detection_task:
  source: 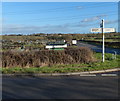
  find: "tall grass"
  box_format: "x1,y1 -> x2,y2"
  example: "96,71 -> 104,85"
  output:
1,47 -> 95,68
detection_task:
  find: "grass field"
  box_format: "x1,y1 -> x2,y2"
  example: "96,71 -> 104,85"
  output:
85,39 -> 119,42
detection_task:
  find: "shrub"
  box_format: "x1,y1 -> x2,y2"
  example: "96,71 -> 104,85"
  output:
1,47 -> 95,68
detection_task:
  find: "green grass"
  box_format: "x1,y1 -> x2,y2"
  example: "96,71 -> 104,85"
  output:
82,40 -> 120,48
1,52 -> 120,74
85,39 -> 119,42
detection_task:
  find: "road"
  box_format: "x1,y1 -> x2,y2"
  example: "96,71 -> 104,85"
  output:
2,71 -> 119,100
77,41 -> 120,54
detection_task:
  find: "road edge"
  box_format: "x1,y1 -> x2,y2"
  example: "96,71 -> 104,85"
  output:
1,68 -> 120,77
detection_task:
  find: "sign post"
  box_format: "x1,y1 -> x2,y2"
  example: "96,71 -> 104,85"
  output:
101,19 -> 105,62
91,19 -> 115,62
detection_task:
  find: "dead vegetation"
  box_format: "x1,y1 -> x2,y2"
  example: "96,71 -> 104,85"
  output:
1,47 -> 95,68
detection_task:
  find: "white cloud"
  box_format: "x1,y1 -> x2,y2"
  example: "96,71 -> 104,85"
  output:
76,6 -> 83,9
81,14 -> 107,23
2,19 -> 100,34
105,20 -> 118,24
2,0 -> 120,2
2,18 -> 117,34
2,24 -> 74,34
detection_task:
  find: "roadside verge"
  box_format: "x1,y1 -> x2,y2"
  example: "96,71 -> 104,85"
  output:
1,68 -> 120,77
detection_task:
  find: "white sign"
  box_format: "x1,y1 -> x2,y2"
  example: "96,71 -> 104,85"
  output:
91,28 -> 101,32
91,28 -> 115,32
104,28 -> 115,32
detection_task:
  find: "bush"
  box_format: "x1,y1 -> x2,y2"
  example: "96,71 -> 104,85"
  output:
1,47 -> 95,68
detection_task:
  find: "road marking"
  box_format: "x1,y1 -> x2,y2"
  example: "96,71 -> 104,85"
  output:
101,74 -> 117,76
89,70 -> 105,74
104,68 -> 120,72
80,74 -> 96,76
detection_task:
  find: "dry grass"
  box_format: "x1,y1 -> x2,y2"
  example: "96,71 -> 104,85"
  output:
1,47 -> 95,68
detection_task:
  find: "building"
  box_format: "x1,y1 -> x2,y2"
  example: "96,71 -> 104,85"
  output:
72,39 -> 77,45
45,41 -> 67,50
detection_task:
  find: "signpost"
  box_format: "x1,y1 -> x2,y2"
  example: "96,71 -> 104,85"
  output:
91,28 -> 115,33
101,19 -> 105,62
91,19 -> 115,62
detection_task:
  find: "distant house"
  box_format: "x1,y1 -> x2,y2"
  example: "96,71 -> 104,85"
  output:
45,41 -> 67,50
72,39 -> 77,45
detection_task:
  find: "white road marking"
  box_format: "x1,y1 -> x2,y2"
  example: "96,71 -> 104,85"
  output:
101,74 -> 117,76
80,74 -> 96,76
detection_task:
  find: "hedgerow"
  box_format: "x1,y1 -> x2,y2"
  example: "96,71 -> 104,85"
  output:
1,47 -> 95,68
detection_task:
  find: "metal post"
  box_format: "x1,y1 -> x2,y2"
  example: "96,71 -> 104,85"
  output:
114,51 -> 117,59
102,19 -> 105,62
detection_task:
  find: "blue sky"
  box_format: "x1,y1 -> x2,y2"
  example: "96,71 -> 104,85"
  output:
1,2 -> 118,34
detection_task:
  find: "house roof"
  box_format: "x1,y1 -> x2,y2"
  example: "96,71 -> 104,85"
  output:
46,41 -> 66,45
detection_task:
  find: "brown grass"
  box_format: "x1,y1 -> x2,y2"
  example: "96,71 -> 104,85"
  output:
1,47 -> 95,68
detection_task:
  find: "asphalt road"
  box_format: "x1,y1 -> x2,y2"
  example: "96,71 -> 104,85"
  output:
77,41 -> 120,54
2,71 -> 119,100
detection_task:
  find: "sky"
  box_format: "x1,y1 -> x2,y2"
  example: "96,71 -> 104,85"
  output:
1,2 -> 119,35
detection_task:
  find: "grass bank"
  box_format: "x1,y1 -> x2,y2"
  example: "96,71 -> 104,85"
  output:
1,52 -> 119,74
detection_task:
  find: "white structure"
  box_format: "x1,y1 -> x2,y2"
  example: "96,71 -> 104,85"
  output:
46,44 -> 67,49
91,28 -> 115,32
45,41 -> 67,50
91,19 -> 115,62
72,39 -> 77,45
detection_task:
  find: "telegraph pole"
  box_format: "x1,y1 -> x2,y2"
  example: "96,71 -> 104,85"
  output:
101,19 -> 105,62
